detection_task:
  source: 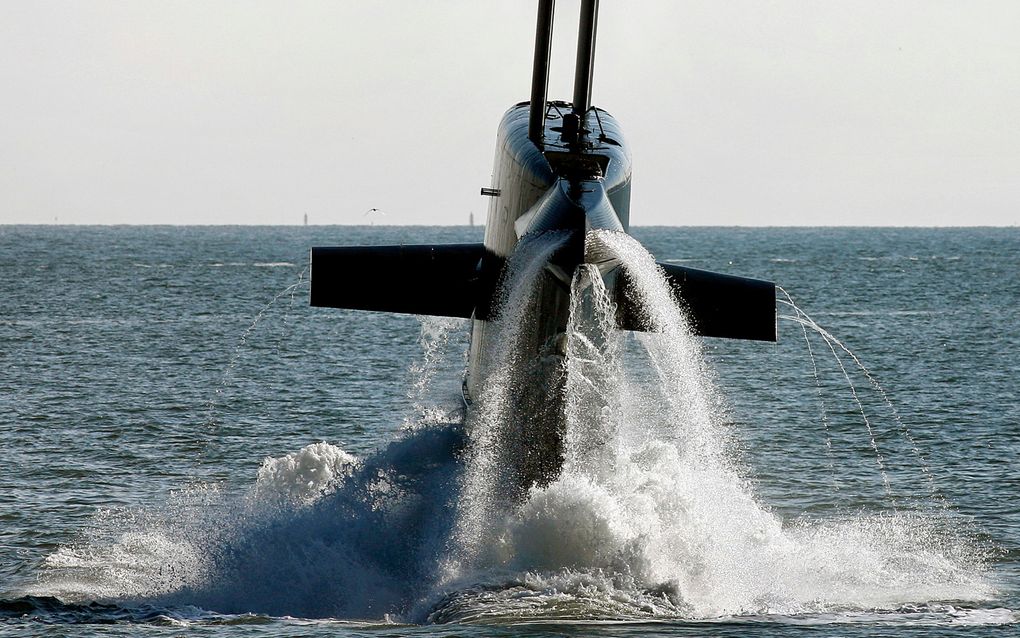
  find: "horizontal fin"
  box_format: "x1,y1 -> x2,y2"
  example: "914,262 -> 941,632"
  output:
310,244 -> 497,319
619,263 -> 776,341
312,245 -> 776,341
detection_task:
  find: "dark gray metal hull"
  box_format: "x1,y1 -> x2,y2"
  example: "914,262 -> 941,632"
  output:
308,2 -> 775,493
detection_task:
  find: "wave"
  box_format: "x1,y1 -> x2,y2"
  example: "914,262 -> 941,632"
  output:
14,427 -> 1001,625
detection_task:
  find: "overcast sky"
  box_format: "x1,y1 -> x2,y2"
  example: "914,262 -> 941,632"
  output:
2,1 -> 1017,226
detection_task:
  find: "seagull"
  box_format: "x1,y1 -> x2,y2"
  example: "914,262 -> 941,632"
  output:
362,207 -> 388,226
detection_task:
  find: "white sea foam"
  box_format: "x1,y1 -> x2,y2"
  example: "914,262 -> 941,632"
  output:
448,231 -> 571,571
25,229 -> 1004,625
251,441 -> 359,506
433,229 -> 997,621
26,434 -> 463,619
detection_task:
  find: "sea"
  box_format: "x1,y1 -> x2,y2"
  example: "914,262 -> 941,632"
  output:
1,225 -> 1017,637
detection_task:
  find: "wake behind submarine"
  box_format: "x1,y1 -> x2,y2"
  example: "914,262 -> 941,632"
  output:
310,0 -> 776,492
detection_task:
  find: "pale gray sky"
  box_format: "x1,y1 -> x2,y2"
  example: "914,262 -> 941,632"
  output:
1,1 -> 1017,226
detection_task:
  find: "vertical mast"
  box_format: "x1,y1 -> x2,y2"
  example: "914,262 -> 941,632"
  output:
528,0 -> 556,146
571,0 -> 599,118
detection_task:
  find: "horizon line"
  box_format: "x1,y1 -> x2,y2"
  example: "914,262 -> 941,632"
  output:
2,223 -> 1017,229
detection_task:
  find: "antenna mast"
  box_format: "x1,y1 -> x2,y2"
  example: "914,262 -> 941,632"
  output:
528,0 -> 556,146
571,0 -> 599,117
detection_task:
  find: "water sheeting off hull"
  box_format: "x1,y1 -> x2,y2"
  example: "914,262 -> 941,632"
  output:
437,230 -> 995,622
12,230 -> 1003,628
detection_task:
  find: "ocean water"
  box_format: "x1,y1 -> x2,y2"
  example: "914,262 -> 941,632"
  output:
1,225 -> 1017,636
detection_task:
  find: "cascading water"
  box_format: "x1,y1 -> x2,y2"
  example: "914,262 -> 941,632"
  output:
777,289 -> 941,505
561,261 -> 622,479
431,229 -> 994,622
19,229 -> 998,626
446,231 -> 572,576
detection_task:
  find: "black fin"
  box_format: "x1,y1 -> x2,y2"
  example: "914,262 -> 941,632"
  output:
618,263 -> 776,341
310,244 -> 501,319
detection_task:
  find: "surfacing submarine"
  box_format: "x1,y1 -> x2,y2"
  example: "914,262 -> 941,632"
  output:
310,0 -> 776,493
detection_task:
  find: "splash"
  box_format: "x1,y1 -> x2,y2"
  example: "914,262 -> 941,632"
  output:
204,267 -> 309,431
777,289 -> 940,504
403,315 -> 469,430
433,230 -> 995,621
25,430 -> 464,619
21,230 -> 999,625
447,231 -> 571,572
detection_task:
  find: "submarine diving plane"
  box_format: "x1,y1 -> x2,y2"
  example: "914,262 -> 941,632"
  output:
310,0 -> 776,491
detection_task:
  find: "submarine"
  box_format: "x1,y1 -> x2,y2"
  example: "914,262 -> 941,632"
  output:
310,0 -> 776,492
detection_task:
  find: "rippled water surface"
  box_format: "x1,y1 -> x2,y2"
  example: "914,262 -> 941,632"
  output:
1,225 -> 1017,636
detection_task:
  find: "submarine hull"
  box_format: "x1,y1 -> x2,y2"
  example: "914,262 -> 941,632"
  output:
309,3 -> 774,495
